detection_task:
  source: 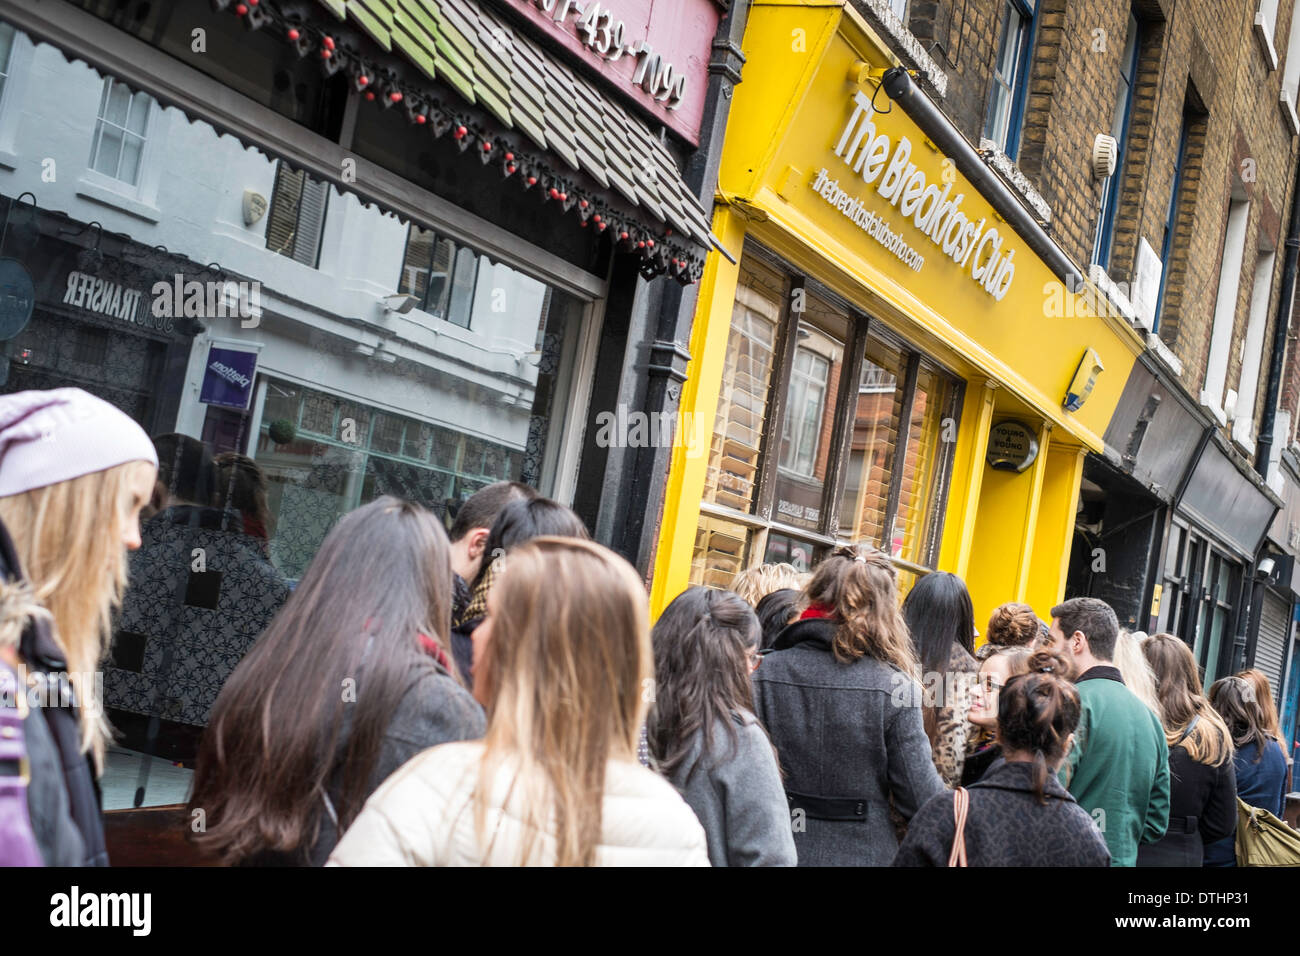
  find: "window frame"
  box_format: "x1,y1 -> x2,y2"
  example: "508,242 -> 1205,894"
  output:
983,0 -> 1038,161
695,241 -> 963,581
264,161 -> 330,268
1091,11 -> 1142,271
396,224 -> 483,329
87,75 -> 154,188
1154,107 -> 1191,328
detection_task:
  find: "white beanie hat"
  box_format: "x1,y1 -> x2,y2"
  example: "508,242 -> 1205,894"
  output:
0,387 -> 158,497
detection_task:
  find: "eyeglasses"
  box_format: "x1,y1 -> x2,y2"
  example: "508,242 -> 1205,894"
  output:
979,675 -> 1006,694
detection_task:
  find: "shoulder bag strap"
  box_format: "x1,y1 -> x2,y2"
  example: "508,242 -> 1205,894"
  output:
948,786 -> 969,868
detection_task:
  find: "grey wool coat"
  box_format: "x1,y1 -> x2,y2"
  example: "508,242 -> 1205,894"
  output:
664,710 -> 796,867
752,618 -> 945,866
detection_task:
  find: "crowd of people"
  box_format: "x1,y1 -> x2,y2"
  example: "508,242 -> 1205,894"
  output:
0,386 -> 1295,867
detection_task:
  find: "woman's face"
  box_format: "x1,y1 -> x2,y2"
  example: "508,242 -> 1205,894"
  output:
969,655 -> 1011,730
121,462 -> 157,552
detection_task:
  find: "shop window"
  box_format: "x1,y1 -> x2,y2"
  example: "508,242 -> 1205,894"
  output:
692,515 -> 755,590
691,249 -> 961,590
984,0 -> 1037,160
839,332 -> 958,565
397,225 -> 478,328
0,37 -> 595,804
88,77 -> 153,187
773,294 -> 848,533
702,257 -> 783,515
265,161 -> 329,267
1091,11 -> 1141,270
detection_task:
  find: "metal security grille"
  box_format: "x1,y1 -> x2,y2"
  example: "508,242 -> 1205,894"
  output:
1256,591 -> 1291,706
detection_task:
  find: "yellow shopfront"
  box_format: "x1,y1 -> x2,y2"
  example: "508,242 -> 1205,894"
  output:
651,0 -> 1146,629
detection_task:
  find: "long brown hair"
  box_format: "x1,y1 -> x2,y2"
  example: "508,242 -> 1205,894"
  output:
0,460 -> 153,768
997,649 -> 1080,804
802,544 -> 920,678
1143,633 -> 1232,767
473,537 -> 649,866
188,496 -> 459,864
1237,669 -> 1289,764
1210,674 -> 1280,764
648,587 -> 760,780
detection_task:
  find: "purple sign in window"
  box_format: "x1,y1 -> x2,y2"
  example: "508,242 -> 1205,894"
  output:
199,346 -> 257,410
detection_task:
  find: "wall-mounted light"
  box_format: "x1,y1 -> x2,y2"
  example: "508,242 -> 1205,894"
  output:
381,293 -> 419,315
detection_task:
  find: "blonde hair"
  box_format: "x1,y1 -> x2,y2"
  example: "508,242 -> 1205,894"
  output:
803,544 -> 920,679
730,562 -> 810,606
0,460 -> 151,767
1143,633 -> 1233,767
474,536 -> 650,866
1113,629 -> 1162,719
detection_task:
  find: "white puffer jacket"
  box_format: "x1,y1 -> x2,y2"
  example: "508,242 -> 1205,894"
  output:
327,741 -> 710,867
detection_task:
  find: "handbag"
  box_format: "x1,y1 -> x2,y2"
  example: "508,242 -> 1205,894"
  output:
948,786 -> 969,867
0,660 -> 44,866
1235,797 -> 1300,866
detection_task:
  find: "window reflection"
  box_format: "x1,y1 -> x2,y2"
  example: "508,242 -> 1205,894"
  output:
0,29 -> 588,805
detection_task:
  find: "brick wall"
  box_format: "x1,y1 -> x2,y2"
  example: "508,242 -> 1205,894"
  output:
885,0 -> 1300,455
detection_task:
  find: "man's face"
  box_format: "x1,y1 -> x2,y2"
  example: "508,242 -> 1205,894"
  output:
1043,618 -> 1070,655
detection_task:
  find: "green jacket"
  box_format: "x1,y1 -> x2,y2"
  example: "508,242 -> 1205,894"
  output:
1061,666 -> 1170,867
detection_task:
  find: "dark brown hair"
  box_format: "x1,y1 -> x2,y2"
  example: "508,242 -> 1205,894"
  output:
648,587 -> 761,782
997,649 -> 1081,804
987,602 -> 1041,648
472,496 -> 589,592
448,480 -> 536,542
1209,675 -> 1276,764
188,496 -> 458,864
1050,597 -> 1119,660
802,544 -> 919,677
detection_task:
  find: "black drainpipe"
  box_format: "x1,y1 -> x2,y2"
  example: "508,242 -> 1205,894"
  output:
1257,155 -> 1300,479
881,67 -> 1085,290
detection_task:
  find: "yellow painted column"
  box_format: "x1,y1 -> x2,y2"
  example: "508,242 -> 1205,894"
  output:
1024,440 -> 1087,618
1012,422 -> 1053,599
941,380 -> 998,580
649,205 -> 747,618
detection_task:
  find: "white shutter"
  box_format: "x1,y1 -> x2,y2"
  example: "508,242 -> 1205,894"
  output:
293,176 -> 329,267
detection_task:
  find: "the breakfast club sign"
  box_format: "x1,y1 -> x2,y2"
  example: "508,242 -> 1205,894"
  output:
825,90 -> 1020,301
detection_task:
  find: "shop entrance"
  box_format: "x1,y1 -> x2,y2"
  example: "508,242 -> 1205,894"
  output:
1159,520 -> 1239,687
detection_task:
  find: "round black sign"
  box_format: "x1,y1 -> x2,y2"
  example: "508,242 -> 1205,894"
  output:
0,257 -> 35,341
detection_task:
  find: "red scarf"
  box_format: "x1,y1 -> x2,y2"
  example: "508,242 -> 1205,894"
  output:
417,632 -> 452,673
799,602 -> 836,621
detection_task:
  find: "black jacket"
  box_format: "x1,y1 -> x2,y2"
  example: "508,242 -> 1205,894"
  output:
893,758 -> 1111,867
0,518 -> 107,866
1136,744 -> 1237,867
